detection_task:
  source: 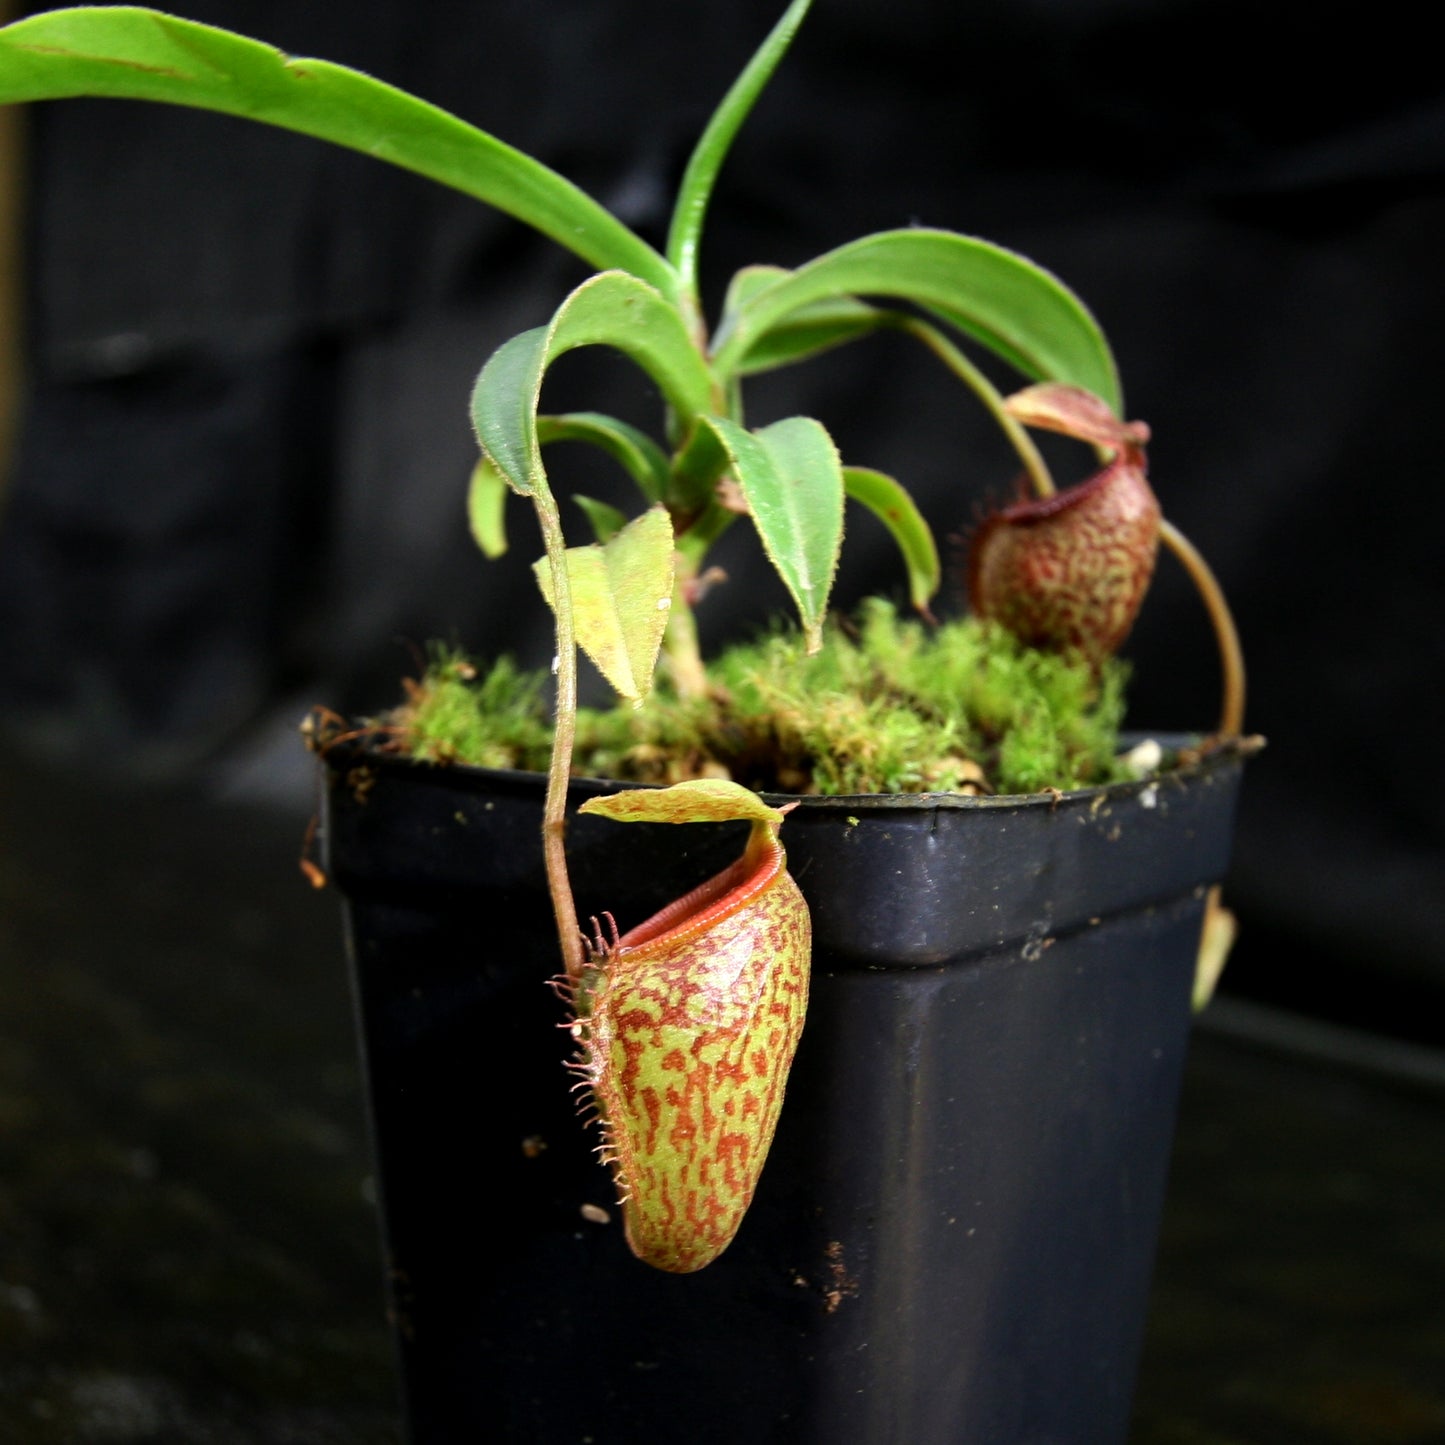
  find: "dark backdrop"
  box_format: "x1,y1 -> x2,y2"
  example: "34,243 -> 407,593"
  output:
1,0 -> 1441,1041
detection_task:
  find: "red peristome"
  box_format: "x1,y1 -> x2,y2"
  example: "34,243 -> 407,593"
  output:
615,828 -> 783,953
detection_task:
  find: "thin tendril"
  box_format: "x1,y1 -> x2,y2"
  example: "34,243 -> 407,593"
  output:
1160,519 -> 1246,736
887,314 -> 1056,497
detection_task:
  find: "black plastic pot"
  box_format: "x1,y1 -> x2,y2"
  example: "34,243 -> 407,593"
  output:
319,738 -> 1247,1445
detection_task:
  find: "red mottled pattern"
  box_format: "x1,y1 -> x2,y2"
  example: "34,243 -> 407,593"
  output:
582,844 -> 811,1273
967,457 -> 1161,660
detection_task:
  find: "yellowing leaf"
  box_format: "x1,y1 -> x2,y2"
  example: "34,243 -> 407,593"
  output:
534,507 -> 674,702
579,777 -> 786,829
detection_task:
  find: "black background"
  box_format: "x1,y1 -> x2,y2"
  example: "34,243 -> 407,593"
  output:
2,0 -> 1441,1042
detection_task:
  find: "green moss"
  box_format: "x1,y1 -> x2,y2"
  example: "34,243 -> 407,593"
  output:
393,603 -> 1134,796
399,646 -> 553,770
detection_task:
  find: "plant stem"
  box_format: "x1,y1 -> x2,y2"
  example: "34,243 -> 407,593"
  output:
1159,519 -> 1246,736
662,580 -> 709,700
889,315 -> 1056,498
531,488 -> 585,980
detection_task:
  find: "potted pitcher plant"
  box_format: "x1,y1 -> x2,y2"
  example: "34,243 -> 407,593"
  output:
0,4 -> 1254,1441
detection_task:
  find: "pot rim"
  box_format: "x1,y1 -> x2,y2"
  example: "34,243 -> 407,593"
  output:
311,715 -> 1260,816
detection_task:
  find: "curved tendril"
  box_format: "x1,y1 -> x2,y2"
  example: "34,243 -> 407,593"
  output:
885,313 -> 1056,498
1159,519 -> 1246,736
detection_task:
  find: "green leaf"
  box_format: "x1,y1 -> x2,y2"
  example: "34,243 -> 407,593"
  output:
843,466 -> 940,613
467,454 -> 511,559
663,411 -> 741,567
720,265 -> 884,376
572,494 -> 629,545
701,415 -> 844,652
711,229 -> 1121,411
471,271 -> 716,500
537,413 -> 671,503
579,777 -> 786,829
0,6 -> 674,291
665,0 -> 813,297
733,298 -> 885,376
533,506 -> 675,702
719,263 -> 790,318
668,413 -> 736,519
472,329 -> 551,498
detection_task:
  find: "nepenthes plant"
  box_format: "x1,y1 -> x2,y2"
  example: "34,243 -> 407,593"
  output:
0,0 -> 1244,1271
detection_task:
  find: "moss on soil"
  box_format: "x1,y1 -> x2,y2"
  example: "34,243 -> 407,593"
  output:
393,600 -> 1134,797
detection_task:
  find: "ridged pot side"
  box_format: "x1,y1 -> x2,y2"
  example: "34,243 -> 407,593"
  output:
319,741 -> 1246,1445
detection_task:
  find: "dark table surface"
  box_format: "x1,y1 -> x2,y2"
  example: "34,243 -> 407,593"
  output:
2,756 -> 1442,1445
